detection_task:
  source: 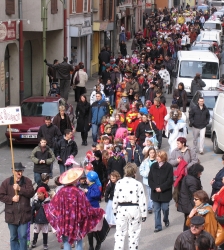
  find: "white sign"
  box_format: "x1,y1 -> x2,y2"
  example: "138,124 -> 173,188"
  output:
0,106 -> 22,125
80,26 -> 92,36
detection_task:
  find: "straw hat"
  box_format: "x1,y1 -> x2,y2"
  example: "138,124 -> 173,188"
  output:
59,167 -> 84,185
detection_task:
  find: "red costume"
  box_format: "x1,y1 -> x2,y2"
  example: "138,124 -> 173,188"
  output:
126,104 -> 139,133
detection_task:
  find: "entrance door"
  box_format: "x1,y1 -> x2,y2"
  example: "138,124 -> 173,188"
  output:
23,41 -> 32,98
4,46 -> 10,106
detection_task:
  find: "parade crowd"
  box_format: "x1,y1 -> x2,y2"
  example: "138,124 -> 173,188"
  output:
1,5 -> 224,250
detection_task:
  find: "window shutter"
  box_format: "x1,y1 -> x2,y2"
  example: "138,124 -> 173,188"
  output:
51,0 -> 58,14
109,0 -> 113,20
5,0 -> 15,15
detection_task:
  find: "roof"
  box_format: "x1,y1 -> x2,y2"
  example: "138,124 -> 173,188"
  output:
177,51 -> 219,62
22,96 -> 60,103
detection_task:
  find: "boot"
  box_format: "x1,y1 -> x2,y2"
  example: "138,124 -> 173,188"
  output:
95,243 -> 101,250
88,233 -> 94,250
32,233 -> 38,248
82,141 -> 85,145
84,140 -> 88,146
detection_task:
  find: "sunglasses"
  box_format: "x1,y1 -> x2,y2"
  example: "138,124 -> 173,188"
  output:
193,198 -> 199,201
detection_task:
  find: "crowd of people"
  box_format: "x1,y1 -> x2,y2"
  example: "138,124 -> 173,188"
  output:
1,5 -> 224,250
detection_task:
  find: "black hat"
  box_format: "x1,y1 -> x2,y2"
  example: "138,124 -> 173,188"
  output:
190,216 -> 205,225
12,162 -> 25,171
94,150 -> 102,159
92,143 -> 97,147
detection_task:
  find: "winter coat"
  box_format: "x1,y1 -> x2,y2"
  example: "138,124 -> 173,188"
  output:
86,183 -> 101,208
52,113 -> 73,135
91,160 -> 107,185
98,50 -> 110,64
104,83 -> 114,96
145,87 -> 156,103
139,158 -> 157,186
89,99 -> 109,125
211,167 -> 224,197
105,182 -> 116,202
107,156 -> 126,178
125,80 -> 139,94
138,80 -> 149,97
54,138 -> 78,164
173,89 -> 188,112
189,104 -> 210,129
101,70 -> 111,84
169,147 -> 198,170
0,176 -> 35,225
37,123 -> 62,148
126,142 -> 144,167
174,229 -> 215,250
46,61 -> 73,80
31,145 -> 55,173
74,69 -> 88,87
131,38 -> 139,50
177,175 -> 202,214
191,79 -> 206,96
31,197 -> 50,224
148,162 -> 173,202
90,90 -> 105,105
110,71 -> 121,86
149,104 -> 167,130
135,121 -> 158,148
111,124 -> 118,136
120,43 -> 127,57
76,101 -> 90,132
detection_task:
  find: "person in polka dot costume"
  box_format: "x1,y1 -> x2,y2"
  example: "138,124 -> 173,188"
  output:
112,162 -> 147,250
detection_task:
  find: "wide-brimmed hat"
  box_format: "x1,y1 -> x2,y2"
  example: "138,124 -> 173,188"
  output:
59,167 -> 84,185
122,92 -> 128,97
12,162 -> 26,171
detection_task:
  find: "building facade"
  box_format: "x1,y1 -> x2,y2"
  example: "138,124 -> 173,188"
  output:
0,0 -> 64,144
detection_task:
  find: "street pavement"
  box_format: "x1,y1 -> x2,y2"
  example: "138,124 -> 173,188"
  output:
0,39 -> 223,249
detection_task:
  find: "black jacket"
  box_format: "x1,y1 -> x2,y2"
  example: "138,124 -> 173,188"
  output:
191,79 -> 206,96
189,104 -> 210,129
98,50 -> 110,64
111,124 -> 118,136
148,162 -> 173,202
37,123 -> 62,148
101,70 -> 111,84
107,156 -> 126,178
211,167 -> 224,197
105,182 -> 116,202
145,87 -> 156,103
54,138 -> 78,164
46,61 -> 73,80
31,197 -> 50,224
135,121 -> 158,148
177,175 -> 202,214
91,160 -> 107,184
76,101 -> 90,132
173,89 -> 188,112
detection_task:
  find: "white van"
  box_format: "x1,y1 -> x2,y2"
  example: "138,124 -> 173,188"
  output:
172,51 -> 220,102
198,30 -> 221,46
204,19 -> 222,36
211,92 -> 224,153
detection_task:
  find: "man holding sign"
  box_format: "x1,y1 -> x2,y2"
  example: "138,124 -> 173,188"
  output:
0,162 -> 35,250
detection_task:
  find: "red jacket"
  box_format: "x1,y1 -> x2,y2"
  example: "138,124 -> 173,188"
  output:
213,186 -> 224,227
173,160 -> 187,188
149,104 -> 167,130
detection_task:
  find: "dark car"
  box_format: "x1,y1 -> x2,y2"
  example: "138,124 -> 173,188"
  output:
189,90 -> 220,135
5,96 -> 74,145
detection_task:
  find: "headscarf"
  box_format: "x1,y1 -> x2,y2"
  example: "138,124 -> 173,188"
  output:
37,187 -> 49,198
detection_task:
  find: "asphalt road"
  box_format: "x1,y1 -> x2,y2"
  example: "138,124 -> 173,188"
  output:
0,83 -> 223,249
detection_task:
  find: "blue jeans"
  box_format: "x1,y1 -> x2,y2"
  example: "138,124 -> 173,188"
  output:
153,201 -> 170,230
8,223 -> 28,250
140,96 -> 145,105
109,95 -> 114,107
59,164 -> 73,174
92,124 -> 99,143
146,185 -> 153,210
34,172 -> 41,185
62,236 -> 83,250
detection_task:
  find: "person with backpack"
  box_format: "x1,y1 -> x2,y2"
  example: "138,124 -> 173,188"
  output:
176,164 -> 204,231
169,137 -> 198,170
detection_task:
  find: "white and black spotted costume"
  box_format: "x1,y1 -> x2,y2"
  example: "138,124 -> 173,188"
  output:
112,177 -> 147,250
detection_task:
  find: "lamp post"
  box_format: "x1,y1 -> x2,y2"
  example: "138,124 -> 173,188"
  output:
41,0 -> 66,97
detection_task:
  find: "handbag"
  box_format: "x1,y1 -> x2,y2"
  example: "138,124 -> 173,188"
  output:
94,218 -> 110,243
74,71 -> 80,85
215,199 -> 224,225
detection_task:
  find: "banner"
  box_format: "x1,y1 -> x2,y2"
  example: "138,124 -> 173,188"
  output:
0,106 -> 22,125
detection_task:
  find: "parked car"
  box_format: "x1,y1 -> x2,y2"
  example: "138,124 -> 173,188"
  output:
5,96 -> 74,145
211,92 -> 224,153
189,90 -> 220,135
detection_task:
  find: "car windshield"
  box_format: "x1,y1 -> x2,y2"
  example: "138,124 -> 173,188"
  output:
21,102 -> 58,117
204,23 -> 221,30
190,46 -> 210,51
179,61 -> 219,79
204,96 -> 218,109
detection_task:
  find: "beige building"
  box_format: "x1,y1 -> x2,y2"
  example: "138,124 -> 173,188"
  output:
0,0 -> 65,144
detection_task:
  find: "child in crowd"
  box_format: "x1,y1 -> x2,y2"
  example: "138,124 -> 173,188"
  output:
77,176 -> 88,189
31,187 -> 50,250
96,143 -> 104,152
128,88 -> 135,104
85,171 -> 102,250
109,117 -> 118,137
104,79 -> 115,107
35,173 -> 50,193
48,83 -> 60,97
99,116 -> 108,139
118,92 -> 130,114
115,85 -> 123,108
143,129 -> 158,149
142,137 -> 154,155
90,84 -> 105,105
101,135 -> 113,150
105,171 -> 121,227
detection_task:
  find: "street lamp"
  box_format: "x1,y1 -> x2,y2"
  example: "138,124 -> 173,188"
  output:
41,0 -> 66,97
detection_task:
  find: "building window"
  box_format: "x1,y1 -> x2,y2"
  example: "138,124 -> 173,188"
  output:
72,0 -> 76,13
51,0 -> 58,14
5,0 -> 15,15
83,0 -> 88,12
109,0 -> 113,20
102,0 -> 106,20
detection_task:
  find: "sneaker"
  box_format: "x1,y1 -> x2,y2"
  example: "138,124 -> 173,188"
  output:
60,243 -> 64,249
43,245 -> 48,250
32,242 -> 36,248
148,209 -> 153,214
199,151 -> 204,155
